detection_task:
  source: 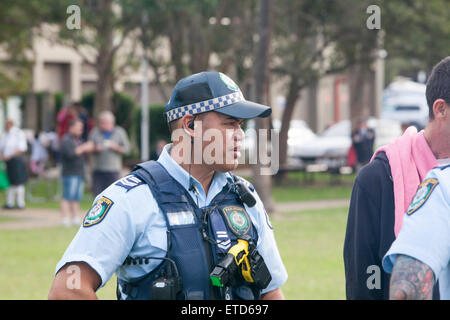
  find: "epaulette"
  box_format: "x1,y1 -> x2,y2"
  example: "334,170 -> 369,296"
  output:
114,175 -> 145,192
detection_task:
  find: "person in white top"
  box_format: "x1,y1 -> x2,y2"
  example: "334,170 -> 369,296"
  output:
0,119 -> 28,209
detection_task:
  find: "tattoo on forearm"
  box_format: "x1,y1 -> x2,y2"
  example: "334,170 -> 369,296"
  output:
389,255 -> 435,300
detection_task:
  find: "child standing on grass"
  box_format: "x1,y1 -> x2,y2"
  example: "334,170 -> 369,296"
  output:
59,119 -> 94,226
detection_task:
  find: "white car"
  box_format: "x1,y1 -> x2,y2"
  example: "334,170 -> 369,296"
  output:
242,119 -> 317,163
293,118 -> 402,169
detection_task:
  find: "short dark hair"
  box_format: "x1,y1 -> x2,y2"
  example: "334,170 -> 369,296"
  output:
426,56 -> 450,120
68,118 -> 82,129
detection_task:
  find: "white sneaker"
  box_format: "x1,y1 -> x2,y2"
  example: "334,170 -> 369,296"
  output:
71,217 -> 81,227
61,217 -> 70,227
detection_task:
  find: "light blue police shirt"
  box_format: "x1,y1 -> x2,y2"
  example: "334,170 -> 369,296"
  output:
55,144 -> 288,295
382,165 -> 450,299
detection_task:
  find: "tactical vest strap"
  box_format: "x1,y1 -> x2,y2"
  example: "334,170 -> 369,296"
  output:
131,160 -> 213,299
117,160 -> 261,300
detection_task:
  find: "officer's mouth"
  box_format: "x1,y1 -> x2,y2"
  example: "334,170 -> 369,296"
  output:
232,145 -> 241,159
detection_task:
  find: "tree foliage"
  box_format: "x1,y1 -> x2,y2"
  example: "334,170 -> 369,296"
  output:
0,0 -> 64,99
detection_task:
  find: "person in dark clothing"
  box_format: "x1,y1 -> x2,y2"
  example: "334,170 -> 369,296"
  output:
150,139 -> 167,161
344,56 -> 450,300
74,101 -> 91,142
344,151 -> 396,299
351,119 -> 375,168
59,119 -> 94,226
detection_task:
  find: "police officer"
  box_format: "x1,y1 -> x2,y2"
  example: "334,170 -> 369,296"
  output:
48,71 -> 288,300
382,164 -> 450,299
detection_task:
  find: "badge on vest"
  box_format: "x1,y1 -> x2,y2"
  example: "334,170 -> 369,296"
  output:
220,206 -> 251,236
407,178 -> 439,215
83,196 -> 114,227
167,210 -> 195,226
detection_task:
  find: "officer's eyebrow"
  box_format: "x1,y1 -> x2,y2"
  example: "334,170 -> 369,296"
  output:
224,116 -> 244,124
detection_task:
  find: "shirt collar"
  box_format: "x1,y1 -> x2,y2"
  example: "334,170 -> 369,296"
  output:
157,143 -> 233,204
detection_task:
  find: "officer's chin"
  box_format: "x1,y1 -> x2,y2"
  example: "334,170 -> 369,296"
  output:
214,160 -> 239,173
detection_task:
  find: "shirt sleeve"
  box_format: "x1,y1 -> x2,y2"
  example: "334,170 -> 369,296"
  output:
246,187 -> 288,294
55,187 -> 136,288
0,136 -> 5,154
117,127 -> 130,154
17,130 -> 27,152
88,128 -> 100,144
382,173 -> 450,281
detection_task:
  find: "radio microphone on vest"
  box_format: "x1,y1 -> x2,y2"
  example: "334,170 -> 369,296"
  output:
232,176 -> 257,207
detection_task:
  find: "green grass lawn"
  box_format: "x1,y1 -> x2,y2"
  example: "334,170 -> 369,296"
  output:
257,171 -> 354,202
0,225 -> 117,300
274,208 -> 347,299
272,185 -> 352,202
0,206 -> 348,300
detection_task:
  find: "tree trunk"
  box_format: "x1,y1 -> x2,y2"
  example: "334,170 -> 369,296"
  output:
188,14 -> 210,74
93,0 -> 114,118
251,0 -> 275,214
348,63 -> 370,131
168,14 -> 186,82
276,75 -> 301,183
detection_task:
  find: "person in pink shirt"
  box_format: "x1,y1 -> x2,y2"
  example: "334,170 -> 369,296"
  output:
344,56 -> 450,300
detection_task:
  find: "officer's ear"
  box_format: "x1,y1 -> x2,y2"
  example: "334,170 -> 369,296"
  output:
432,98 -> 448,120
181,114 -> 196,137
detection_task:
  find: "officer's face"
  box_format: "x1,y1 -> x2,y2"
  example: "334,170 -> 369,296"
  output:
196,112 -> 245,172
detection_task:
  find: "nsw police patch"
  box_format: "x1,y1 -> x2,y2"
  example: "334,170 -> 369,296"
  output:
407,178 -> 439,215
220,206 -> 251,236
83,196 -> 114,227
219,72 -> 239,91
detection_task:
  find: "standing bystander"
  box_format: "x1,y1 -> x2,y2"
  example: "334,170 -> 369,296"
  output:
88,111 -> 130,197
0,119 -> 28,209
59,119 -> 94,226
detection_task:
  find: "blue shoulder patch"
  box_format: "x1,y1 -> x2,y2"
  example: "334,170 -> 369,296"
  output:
406,178 -> 439,215
115,175 -> 144,191
83,196 -> 114,227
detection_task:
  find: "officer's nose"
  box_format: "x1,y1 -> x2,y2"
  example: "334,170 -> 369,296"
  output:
234,127 -> 245,145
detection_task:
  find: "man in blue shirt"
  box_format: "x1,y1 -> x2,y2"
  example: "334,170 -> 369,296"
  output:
383,164 -> 450,299
48,71 -> 287,300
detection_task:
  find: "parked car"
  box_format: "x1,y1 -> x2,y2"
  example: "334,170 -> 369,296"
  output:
242,119 -> 317,163
272,119 -> 317,158
293,118 -> 402,170
381,79 -> 429,130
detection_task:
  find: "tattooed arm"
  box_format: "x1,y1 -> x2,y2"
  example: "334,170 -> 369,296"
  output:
389,254 -> 435,300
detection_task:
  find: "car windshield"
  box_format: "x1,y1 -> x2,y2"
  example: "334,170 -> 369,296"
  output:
394,105 -> 421,111
382,92 -> 426,112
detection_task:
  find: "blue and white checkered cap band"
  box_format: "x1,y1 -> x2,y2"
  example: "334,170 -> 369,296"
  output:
165,91 -> 245,123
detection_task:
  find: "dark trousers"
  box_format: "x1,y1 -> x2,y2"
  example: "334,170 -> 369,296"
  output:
6,156 -> 28,185
92,170 -> 120,197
